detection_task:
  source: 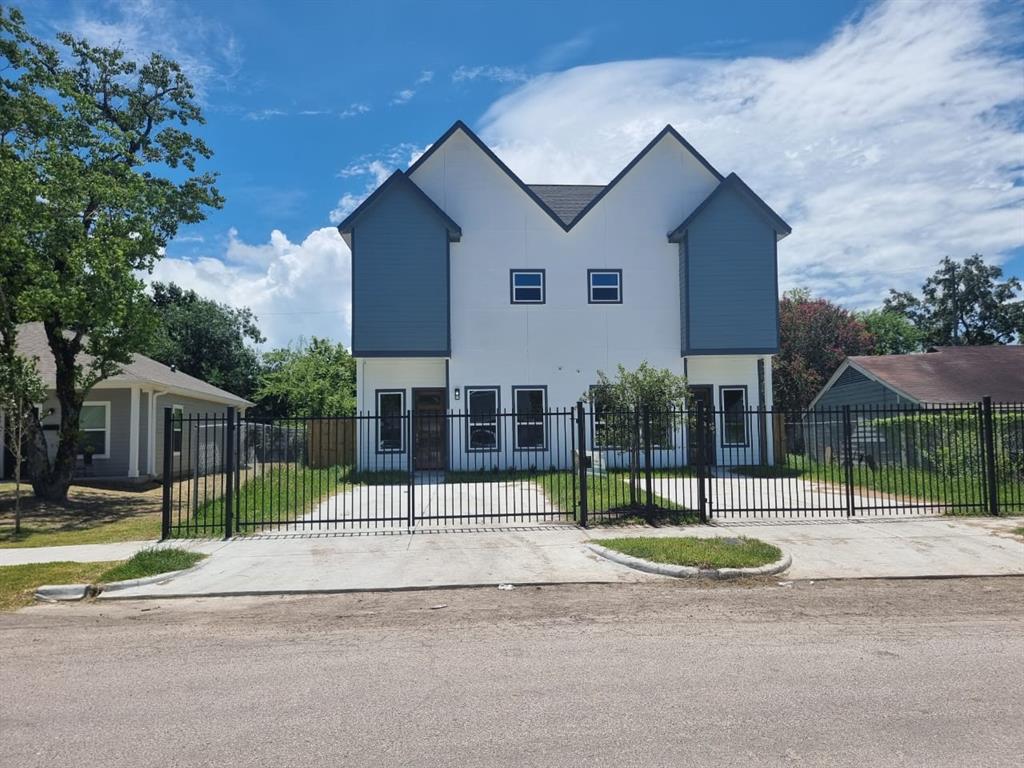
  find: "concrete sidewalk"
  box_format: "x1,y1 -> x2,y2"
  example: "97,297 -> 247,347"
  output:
95,516 -> 1023,599
0,539 -> 224,566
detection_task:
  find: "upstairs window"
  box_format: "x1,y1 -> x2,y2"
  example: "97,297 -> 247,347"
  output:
510,270 -> 545,304
588,269 -> 622,304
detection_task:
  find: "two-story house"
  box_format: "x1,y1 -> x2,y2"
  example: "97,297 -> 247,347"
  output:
337,121 -> 790,471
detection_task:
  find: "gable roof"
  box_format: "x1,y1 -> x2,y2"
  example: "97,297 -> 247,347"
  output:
15,322 -> 253,407
527,185 -> 605,227
668,172 -> 792,242
335,170 -> 462,245
812,346 -> 1024,407
406,120 -> 724,233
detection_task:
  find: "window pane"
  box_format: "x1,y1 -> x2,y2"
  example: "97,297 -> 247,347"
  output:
722,389 -> 747,445
512,271 -> 544,303
515,389 -> 544,415
591,272 -> 619,287
591,287 -> 619,301
514,273 -> 542,287
468,389 -> 498,449
80,430 -> 106,456
514,287 -> 542,302
80,405 -> 105,430
378,393 -> 404,451
516,424 -> 545,449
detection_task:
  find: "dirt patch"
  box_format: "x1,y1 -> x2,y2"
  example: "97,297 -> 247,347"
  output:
0,483 -> 161,535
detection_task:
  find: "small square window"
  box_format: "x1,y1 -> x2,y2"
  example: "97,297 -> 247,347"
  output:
511,270 -> 545,304
588,269 -> 622,303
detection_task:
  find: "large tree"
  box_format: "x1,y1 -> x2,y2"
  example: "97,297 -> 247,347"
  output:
884,255 -> 1024,346
0,8 -> 222,500
858,309 -> 923,356
144,282 -> 264,400
774,289 -> 875,411
256,338 -> 356,418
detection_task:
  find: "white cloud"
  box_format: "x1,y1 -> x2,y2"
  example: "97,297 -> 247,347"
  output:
340,103 -> 371,118
477,0 -> 1024,305
151,228 -> 352,349
329,144 -> 424,224
391,88 -> 416,105
452,65 -> 528,84
63,0 -> 242,97
417,70 -> 435,84
244,108 -> 286,121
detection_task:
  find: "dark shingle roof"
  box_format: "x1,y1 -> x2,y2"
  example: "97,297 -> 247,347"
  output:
526,185 -> 606,227
15,322 -> 253,406
848,346 -> 1024,403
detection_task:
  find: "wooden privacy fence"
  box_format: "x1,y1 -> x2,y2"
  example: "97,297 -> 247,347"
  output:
305,417 -> 356,468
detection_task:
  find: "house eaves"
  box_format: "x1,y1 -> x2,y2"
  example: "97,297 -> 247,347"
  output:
667,172 -> 792,243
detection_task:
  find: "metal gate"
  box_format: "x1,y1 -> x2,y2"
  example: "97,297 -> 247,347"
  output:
160,400 -> 1020,538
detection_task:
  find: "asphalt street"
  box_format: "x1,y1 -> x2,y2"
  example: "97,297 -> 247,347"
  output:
1,577 -> 1022,767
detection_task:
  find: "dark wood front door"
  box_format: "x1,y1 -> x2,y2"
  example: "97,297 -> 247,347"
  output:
412,388 -> 446,471
687,385 -> 716,466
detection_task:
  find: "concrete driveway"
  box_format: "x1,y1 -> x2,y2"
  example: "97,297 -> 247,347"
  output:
98,515 -> 1024,600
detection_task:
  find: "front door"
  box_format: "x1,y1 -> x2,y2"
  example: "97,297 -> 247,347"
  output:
687,385 -> 716,466
412,388 -> 446,471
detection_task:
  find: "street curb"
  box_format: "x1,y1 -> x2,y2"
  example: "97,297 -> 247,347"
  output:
98,569 -> 190,593
586,543 -> 792,579
35,583 -> 98,601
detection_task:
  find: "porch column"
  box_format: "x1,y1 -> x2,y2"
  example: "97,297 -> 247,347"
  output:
128,386 -> 140,477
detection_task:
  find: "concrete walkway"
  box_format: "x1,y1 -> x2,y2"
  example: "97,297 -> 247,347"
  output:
0,539 -> 223,566
89,516 -> 1024,599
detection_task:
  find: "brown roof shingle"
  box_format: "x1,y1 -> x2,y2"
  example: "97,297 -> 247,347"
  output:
849,346 -> 1024,403
15,322 -> 253,407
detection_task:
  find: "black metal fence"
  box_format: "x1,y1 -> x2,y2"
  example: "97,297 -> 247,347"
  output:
161,398 -> 1022,538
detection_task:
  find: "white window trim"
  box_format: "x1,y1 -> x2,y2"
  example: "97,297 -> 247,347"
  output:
588,269 -> 622,304
465,386 -> 500,452
79,401 -> 111,460
376,390 -> 405,453
512,387 -> 547,451
171,404 -> 184,456
511,270 -> 545,304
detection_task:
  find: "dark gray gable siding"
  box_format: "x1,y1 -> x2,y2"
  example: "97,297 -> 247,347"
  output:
351,178 -> 450,356
682,182 -> 779,354
814,366 -> 916,410
527,185 -> 605,226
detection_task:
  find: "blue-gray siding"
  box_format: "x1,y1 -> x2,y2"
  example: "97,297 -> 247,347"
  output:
681,183 -> 779,354
813,366 -> 916,410
351,181 -> 450,356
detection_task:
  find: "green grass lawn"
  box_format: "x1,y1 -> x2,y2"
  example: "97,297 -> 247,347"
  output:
732,455 -> 1024,515
180,465 -> 408,536
0,547 -> 204,612
0,482 -> 162,549
593,536 -> 781,569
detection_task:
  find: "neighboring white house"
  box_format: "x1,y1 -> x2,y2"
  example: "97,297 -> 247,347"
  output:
337,121 -> 790,471
1,322 -> 252,482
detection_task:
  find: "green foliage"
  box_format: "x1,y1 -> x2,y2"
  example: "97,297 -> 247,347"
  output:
256,338 -> 356,417
588,362 -> 688,412
871,411 -> 1024,484
0,8 -> 222,499
143,282 -> 264,399
859,309 -> 923,355
98,547 -> 205,582
775,289 -> 875,411
593,536 -> 781,569
884,255 -> 1024,346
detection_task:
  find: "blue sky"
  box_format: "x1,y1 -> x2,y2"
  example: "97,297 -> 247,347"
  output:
27,0 -> 1024,348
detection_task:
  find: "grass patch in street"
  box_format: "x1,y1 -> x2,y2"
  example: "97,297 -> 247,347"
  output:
593,536 -> 781,569
1011,526 -> 1024,538
0,561 -> 117,612
97,548 -> 206,582
0,482 -> 161,549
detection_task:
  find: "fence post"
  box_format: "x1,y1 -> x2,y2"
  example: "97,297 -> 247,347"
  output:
757,405 -> 768,466
642,406 -> 654,511
576,401 -> 589,528
223,407 -> 236,539
407,409 -> 415,528
981,396 -> 999,516
161,407 -> 173,540
696,400 -> 708,524
842,405 -> 855,518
